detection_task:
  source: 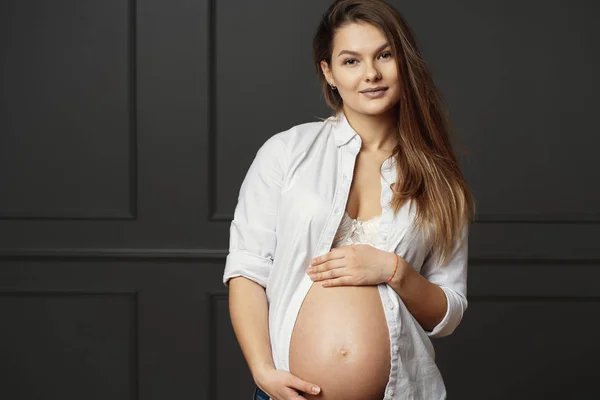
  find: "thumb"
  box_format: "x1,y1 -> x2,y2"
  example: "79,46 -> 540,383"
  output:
288,374 -> 321,396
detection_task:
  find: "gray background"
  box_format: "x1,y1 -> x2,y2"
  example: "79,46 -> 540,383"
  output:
0,0 -> 598,399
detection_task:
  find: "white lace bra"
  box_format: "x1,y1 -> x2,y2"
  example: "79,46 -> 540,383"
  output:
332,210 -> 383,248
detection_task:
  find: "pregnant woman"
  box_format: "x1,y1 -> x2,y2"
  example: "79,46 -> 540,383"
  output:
223,1 -> 475,399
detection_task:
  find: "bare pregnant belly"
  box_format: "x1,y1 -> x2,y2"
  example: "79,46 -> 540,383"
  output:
289,283 -> 391,400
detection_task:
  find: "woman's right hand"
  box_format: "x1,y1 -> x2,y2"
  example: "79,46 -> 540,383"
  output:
254,366 -> 321,400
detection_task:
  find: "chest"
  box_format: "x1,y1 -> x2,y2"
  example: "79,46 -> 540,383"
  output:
278,144 -> 431,272
345,151 -> 391,221
280,145 -> 389,226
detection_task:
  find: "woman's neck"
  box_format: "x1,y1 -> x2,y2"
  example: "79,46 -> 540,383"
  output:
343,106 -> 399,152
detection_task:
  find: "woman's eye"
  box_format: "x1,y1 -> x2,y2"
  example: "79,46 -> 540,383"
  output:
343,52 -> 392,65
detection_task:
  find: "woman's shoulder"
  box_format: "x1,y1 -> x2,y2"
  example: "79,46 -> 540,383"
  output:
269,115 -> 336,152
249,116 -> 337,185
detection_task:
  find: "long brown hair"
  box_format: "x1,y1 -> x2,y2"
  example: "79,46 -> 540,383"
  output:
313,0 -> 476,266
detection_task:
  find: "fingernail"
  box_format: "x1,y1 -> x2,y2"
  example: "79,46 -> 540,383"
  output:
312,386 -> 320,394
306,267 -> 313,273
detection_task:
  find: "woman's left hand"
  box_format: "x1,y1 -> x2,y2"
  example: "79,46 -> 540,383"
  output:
307,244 -> 402,287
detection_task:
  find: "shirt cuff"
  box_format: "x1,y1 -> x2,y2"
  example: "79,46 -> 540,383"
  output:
425,286 -> 466,338
223,250 -> 272,288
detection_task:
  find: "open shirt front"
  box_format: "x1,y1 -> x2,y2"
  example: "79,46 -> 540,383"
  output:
223,110 -> 469,400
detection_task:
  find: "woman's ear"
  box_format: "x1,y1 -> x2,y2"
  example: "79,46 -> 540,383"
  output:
320,60 -> 333,85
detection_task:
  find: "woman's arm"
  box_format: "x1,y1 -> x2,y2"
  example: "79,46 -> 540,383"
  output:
229,277 -> 322,399
222,134 -> 287,379
307,222 -> 468,337
387,222 -> 469,337
225,133 -> 321,399
387,256 -> 448,332
223,134 -> 288,371
228,276 -> 274,380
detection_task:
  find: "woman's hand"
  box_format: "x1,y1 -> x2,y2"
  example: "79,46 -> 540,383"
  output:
307,244 -> 402,287
254,365 -> 321,400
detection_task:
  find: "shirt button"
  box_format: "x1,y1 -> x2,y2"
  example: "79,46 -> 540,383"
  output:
393,345 -> 399,352
334,207 -> 341,214
388,302 -> 395,310
387,389 -> 395,396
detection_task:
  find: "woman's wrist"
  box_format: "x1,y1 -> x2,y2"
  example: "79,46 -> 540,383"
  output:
385,251 -> 411,286
252,362 -> 276,384
384,252 -> 399,284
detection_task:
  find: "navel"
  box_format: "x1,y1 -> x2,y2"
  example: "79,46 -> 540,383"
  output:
338,345 -> 350,358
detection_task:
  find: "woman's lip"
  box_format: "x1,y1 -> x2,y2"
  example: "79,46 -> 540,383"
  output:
361,88 -> 387,98
360,87 -> 388,93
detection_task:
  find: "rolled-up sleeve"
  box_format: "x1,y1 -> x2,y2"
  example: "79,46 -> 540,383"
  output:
419,222 -> 469,338
222,134 -> 287,288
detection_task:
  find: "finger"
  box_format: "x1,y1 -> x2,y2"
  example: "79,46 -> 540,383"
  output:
310,254 -> 326,267
311,248 -> 344,266
322,275 -> 353,287
310,265 -> 349,282
308,257 -> 345,274
287,374 -> 321,397
308,259 -> 347,280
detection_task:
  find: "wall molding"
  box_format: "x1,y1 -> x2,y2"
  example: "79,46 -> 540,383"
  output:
0,0 -> 138,221
0,290 -> 139,400
1,248 -> 599,264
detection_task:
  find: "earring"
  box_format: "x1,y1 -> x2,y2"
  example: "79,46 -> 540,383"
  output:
329,82 -> 337,90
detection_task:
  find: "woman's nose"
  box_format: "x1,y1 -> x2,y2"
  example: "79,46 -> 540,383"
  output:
365,64 -> 382,81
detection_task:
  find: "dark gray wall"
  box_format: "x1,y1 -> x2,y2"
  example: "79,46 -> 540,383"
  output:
0,0 -> 598,399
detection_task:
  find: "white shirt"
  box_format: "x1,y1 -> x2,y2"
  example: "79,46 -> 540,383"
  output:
223,110 -> 469,400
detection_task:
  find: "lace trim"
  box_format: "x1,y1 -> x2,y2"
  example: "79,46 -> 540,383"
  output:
332,211 -> 382,247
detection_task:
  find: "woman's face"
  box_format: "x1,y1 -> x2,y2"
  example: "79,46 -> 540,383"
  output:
321,22 -> 401,117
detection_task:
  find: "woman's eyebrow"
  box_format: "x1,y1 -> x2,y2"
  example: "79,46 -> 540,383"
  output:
337,42 -> 390,58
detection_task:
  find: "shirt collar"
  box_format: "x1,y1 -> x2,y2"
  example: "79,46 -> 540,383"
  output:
328,110 -> 359,148
327,110 -> 397,182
